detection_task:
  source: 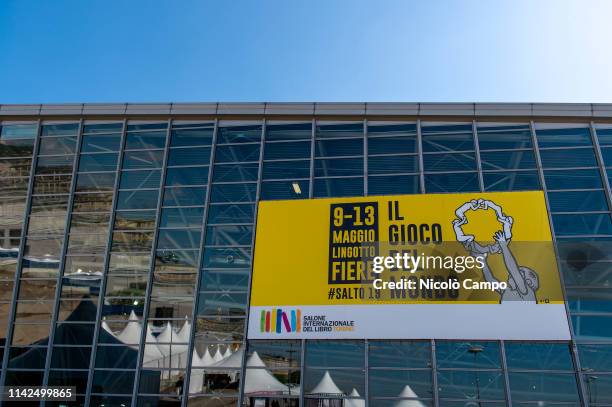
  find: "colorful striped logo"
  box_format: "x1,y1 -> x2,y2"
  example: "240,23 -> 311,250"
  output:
260,308 -> 301,333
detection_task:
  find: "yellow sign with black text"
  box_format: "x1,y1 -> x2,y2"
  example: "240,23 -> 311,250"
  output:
248,191 -> 570,340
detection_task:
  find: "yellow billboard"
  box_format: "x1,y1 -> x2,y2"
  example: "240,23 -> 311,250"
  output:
248,191 -> 570,340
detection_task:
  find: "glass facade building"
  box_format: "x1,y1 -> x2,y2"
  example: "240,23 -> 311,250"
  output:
0,102 -> 610,406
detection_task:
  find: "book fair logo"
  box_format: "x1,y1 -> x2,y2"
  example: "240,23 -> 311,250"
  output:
260,308 -> 301,334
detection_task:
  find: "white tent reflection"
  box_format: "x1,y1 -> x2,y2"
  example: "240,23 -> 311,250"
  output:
393,385 -> 426,407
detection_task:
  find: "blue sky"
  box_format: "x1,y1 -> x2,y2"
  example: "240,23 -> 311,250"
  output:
1,0 -> 611,103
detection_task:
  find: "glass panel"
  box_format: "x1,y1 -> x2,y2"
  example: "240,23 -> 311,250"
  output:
123,150 -> 164,169
70,213 -> 110,232
315,138 -> 363,157
201,248 -> 251,269
205,225 -> 253,246
92,370 -> 135,394
1,123 -> 38,139
369,340 -> 431,368
75,172 -> 115,192
264,141 -> 311,160
263,160 -> 310,180
38,136 -> 77,155
578,344 -> 612,371
480,150 -> 536,170
68,233 -> 108,254
72,192 -> 113,213
116,190 -> 159,210
120,170 -> 161,189
266,123 -> 312,141
261,180 -> 308,200
125,130 -> 167,150
536,126 -> 592,148
421,124 -> 474,152
368,155 -> 418,174
94,345 -> 137,369
571,315 -> 612,340
215,144 -> 260,163
82,122 -> 123,134
210,183 -> 257,203
166,167 -> 209,186
167,146 -> 211,166
306,340 -> 364,368
548,190 -> 609,212
0,177 -> 29,195
423,153 -> 476,172
247,340 -> 302,368
552,213 -> 612,236
127,122 -> 168,132
316,122 -> 363,138
0,157 -> 32,177
81,134 -> 121,153
368,175 -> 419,195
437,370 -> 505,401
508,372 -> 579,402
425,172 -> 479,193
160,207 -> 204,228
207,204 -> 255,224
313,177 -> 364,198
200,269 -> 249,291
41,123 -> 79,137
504,342 -> 573,370
78,153 -> 118,172
544,168 -> 603,190
4,370 -> 44,386
598,145 -> 612,167
483,171 -> 540,191
436,341 -> 500,368
35,155 -> 74,175
7,346 -> 47,369
368,123 -> 417,137
163,186 -> 206,207
477,124 -> 532,150
32,174 -> 71,195
155,250 -> 199,273
0,138 -> 35,157
304,368 -> 365,396
369,369 -> 432,398
114,210 -> 156,230
539,148 -> 597,168
217,124 -> 262,144
314,158 -> 363,177
112,231 -> 155,252
368,135 -> 417,155
157,229 -> 201,250
197,292 -> 247,316
212,163 -> 258,182
170,125 -> 214,147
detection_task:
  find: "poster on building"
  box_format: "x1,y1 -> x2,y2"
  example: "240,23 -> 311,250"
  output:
247,191 -> 571,340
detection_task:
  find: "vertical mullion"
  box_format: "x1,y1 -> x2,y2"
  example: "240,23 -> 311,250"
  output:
431,339 -> 439,407
237,119 -> 266,403
130,118 -> 173,405
417,120 -> 425,193
309,118 -> 315,198
364,339 -> 369,407
84,118 -> 127,406
299,338 -> 306,407
41,119 -> 85,393
529,120 -> 589,407
180,119 -> 218,407
499,340 -> 512,406
590,122 -> 612,212
0,119 -> 42,393
364,119 -> 368,196
473,119 -> 485,192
